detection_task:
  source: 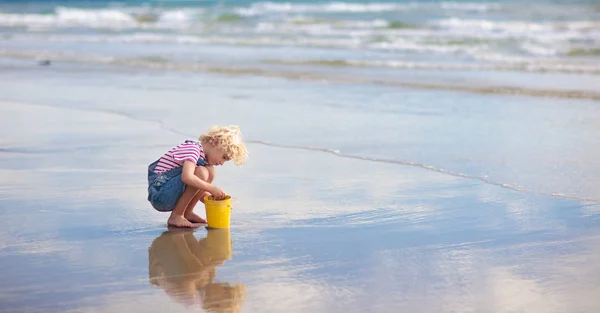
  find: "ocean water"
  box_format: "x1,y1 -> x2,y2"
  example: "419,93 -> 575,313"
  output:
1,0 -> 600,78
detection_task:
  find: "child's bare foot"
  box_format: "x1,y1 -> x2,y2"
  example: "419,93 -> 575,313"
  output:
184,212 -> 207,224
168,215 -> 195,228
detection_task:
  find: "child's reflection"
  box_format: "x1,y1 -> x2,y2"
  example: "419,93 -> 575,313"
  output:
148,228 -> 246,312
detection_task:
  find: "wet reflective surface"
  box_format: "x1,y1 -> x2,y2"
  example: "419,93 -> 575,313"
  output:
1,62 -> 600,313
149,229 -> 246,312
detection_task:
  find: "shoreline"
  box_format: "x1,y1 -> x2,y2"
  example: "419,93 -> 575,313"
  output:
1,52 -> 600,101
3,99 -> 598,205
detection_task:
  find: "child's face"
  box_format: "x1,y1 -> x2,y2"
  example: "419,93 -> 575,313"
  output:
204,143 -> 230,167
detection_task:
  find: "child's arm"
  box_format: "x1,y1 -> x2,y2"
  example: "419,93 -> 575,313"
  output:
180,160 -> 226,199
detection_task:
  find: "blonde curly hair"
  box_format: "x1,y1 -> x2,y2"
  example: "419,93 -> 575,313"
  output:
199,125 -> 248,166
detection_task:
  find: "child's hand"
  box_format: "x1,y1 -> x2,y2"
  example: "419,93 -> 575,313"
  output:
210,186 -> 227,200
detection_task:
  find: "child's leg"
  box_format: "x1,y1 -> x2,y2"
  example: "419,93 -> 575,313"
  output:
168,166 -> 212,227
198,166 -> 215,204
183,166 -> 215,223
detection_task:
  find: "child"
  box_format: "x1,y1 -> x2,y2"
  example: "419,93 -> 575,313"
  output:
147,125 -> 248,228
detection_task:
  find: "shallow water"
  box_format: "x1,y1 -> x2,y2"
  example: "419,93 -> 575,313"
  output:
1,59 -> 599,202
1,61 -> 600,312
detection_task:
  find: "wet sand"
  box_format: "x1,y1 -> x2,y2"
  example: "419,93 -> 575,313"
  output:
1,97 -> 600,313
1,58 -> 600,313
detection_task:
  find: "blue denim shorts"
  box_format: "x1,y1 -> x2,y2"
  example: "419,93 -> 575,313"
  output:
147,150 -> 208,212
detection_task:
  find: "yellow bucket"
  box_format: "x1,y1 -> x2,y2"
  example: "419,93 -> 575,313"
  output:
204,195 -> 232,229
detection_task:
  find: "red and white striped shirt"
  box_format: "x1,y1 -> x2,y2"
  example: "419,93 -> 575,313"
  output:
153,141 -> 205,174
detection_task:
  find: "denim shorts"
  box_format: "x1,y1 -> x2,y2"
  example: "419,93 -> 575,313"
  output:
147,147 -> 208,212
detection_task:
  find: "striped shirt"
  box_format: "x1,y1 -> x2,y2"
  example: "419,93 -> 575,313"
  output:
153,141 -> 205,174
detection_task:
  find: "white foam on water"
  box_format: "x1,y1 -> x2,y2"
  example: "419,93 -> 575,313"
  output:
5,47 -> 600,91
0,3 -> 597,62
320,2 -> 402,13
5,30 -> 599,74
7,32 -> 205,45
284,16 -> 388,29
274,58 -> 600,75
519,42 -> 559,57
255,21 -> 335,36
234,1 -> 406,16
233,1 -> 506,16
0,6 -> 205,29
0,13 -> 56,26
333,18 -> 389,29
368,38 -> 485,55
436,18 -> 600,34
440,2 -> 501,12
157,8 -> 204,24
55,7 -> 135,24
0,3 -> 508,32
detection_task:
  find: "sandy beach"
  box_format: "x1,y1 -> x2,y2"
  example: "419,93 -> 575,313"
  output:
1,58 -> 600,313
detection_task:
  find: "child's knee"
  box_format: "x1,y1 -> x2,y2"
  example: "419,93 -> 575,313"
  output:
194,166 -> 210,181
